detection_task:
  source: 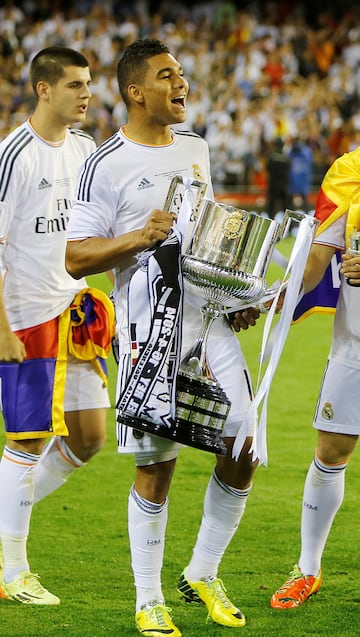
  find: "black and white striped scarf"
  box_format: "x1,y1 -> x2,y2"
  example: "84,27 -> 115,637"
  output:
116,226 -> 183,428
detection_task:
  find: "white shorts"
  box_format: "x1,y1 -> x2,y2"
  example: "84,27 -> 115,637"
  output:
64,357 -> 110,412
116,307 -> 256,460
314,358 -> 360,435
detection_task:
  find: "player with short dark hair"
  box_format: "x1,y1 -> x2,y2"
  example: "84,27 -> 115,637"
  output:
0,46 -> 113,605
66,38 -> 260,636
29,46 -> 90,93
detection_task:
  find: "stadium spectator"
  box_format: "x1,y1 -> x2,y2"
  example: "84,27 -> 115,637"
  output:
265,137 -> 292,218
262,48 -> 285,89
288,136 -> 314,212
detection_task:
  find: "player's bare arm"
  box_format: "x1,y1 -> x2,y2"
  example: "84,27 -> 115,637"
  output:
302,243 -> 336,293
0,281 -> 26,362
66,209 -> 176,279
266,242 -> 336,314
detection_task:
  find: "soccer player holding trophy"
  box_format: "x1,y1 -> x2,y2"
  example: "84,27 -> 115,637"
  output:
66,38 -> 262,636
66,38 -> 317,636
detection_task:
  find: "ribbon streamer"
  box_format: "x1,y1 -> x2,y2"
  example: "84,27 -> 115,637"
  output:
232,216 -> 317,466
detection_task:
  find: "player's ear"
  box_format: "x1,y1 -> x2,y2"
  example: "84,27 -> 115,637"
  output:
128,84 -> 144,104
36,80 -> 50,100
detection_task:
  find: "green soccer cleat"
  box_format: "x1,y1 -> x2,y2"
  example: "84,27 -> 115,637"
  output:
270,564 -> 322,609
135,602 -> 182,637
177,569 -> 246,628
0,570 -> 60,605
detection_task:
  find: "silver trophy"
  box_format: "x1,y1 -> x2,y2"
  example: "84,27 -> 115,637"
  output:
165,178 -> 309,455
117,176 -> 313,456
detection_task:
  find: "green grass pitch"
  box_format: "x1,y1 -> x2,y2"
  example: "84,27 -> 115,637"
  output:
1,237 -> 360,636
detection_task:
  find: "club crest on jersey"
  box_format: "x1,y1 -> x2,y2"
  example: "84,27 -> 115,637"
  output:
321,402 -> 334,420
137,177 -> 154,191
192,164 -> 204,181
37,177 -> 52,190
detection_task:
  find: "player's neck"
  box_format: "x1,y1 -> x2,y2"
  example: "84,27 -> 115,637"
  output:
29,111 -> 68,145
122,123 -> 173,147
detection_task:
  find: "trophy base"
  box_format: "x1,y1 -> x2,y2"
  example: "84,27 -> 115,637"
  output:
175,373 -> 229,455
117,412 -> 227,456
117,374 -> 230,456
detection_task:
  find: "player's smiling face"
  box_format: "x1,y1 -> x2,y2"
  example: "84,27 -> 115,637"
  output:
46,66 -> 92,125
140,53 -> 189,126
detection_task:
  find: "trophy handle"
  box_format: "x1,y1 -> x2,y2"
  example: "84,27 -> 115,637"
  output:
277,208 -> 308,241
163,175 -> 207,217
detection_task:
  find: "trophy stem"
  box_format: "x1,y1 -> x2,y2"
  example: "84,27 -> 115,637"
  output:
180,301 -> 221,379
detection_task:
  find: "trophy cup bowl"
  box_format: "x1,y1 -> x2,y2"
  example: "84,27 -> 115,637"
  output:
171,197 -> 303,456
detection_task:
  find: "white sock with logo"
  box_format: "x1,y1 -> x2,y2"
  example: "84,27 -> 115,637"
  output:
299,455 -> 346,576
33,436 -> 84,504
128,485 -> 168,612
0,446 -> 39,582
186,470 -> 251,581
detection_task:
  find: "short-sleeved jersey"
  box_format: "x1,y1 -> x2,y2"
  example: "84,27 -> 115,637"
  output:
68,128 -> 258,453
67,128 -> 214,351
313,147 -> 360,367
0,120 -> 95,330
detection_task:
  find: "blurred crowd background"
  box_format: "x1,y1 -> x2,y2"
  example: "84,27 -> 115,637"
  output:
1,0 -> 359,213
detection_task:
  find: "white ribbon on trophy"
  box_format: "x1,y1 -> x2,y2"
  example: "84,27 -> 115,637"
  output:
175,178 -> 198,243
232,216 -> 315,466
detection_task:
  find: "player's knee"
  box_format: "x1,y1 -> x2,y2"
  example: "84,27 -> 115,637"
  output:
77,429 -> 107,460
316,431 -> 357,465
135,459 -> 176,502
216,437 -> 258,489
7,437 -> 46,456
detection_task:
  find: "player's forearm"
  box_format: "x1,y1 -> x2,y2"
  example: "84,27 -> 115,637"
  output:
302,243 -> 336,294
65,231 -> 153,279
0,303 -> 11,333
0,278 -> 10,330
0,279 -> 26,361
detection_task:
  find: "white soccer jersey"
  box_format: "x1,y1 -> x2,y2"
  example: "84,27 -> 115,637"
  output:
68,128 -> 214,351
68,128 -> 255,454
0,119 -> 95,330
314,216 -> 360,367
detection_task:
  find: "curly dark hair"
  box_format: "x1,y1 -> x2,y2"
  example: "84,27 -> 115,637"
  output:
117,38 -> 170,107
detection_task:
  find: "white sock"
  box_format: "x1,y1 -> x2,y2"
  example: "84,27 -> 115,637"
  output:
186,471 -> 251,581
128,486 -> 168,612
0,446 -> 39,581
33,436 -> 84,504
2,535 -> 29,583
299,455 -> 346,576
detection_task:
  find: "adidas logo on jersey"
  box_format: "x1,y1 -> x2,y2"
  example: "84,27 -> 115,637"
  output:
38,178 -> 52,190
137,177 -> 154,191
